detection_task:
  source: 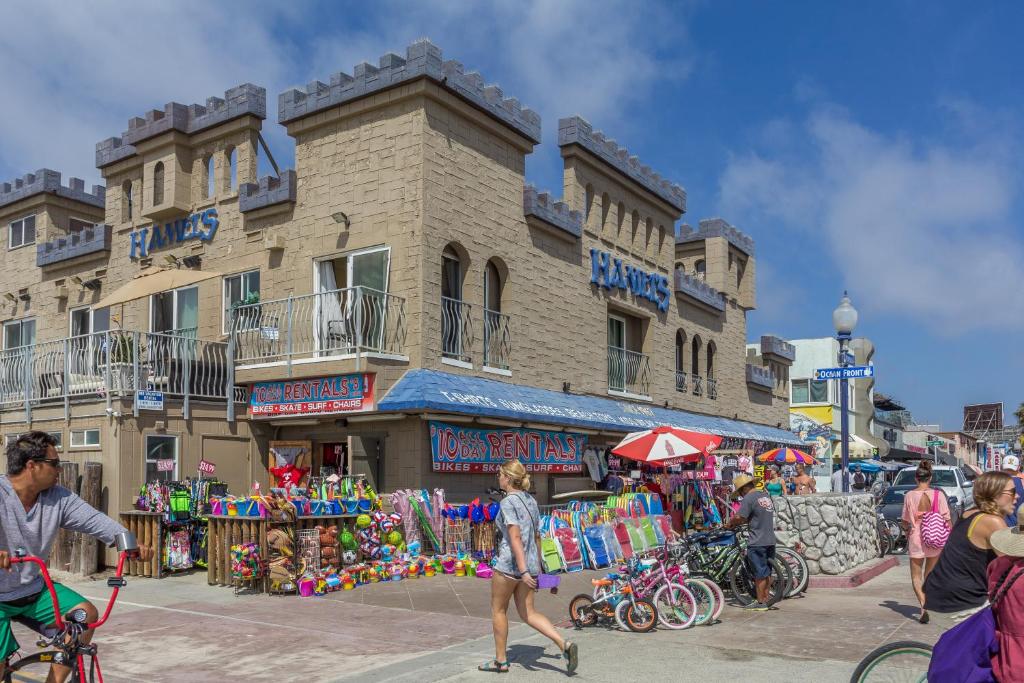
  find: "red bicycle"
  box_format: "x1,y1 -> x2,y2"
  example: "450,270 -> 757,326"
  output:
3,531 -> 137,683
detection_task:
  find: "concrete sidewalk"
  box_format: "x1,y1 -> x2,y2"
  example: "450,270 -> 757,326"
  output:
18,558 -> 936,682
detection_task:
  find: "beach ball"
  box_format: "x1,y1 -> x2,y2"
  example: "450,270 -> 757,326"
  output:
386,530 -> 402,546
356,514 -> 372,529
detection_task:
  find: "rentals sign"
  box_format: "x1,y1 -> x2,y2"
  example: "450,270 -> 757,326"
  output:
250,373 -> 375,418
429,421 -> 586,474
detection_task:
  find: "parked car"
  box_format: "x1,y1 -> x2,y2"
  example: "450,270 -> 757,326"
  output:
892,465 -> 973,517
879,484 -> 960,529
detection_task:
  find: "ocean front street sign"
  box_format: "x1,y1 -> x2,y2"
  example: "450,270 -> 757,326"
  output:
129,208 -> 219,259
590,249 -> 672,312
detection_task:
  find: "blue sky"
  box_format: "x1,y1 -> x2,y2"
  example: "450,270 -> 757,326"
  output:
2,1 -> 1021,430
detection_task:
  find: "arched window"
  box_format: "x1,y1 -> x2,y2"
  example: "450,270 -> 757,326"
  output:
484,260 -> 502,313
631,210 -> 640,241
152,162 -> 164,206
584,184 -> 594,221
675,330 -> 687,392
691,334 -> 702,377
441,245 -> 466,361
484,259 -> 508,369
122,181 -> 133,222
442,246 -> 463,300
205,155 -> 215,199
706,341 -> 716,379
694,259 -> 706,281
227,147 -> 238,192
601,192 -> 610,230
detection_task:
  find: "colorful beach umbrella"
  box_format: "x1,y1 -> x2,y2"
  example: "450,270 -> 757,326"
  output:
612,426 -> 722,467
757,447 -> 818,466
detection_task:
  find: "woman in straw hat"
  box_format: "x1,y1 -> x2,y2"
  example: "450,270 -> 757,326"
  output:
987,516 -> 1024,681
924,471 -> 1015,628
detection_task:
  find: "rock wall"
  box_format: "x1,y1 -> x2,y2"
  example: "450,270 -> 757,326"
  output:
775,493 -> 878,575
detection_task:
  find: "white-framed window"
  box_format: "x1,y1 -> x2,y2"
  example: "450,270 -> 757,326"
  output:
69,306 -> 110,337
3,318 -> 36,350
151,286 -> 198,336
791,378 -> 828,404
70,428 -> 100,448
223,270 -> 260,334
9,215 -> 36,249
68,217 -> 94,233
145,434 -> 178,483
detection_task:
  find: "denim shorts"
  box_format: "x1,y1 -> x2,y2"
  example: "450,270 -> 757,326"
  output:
747,545 -> 776,580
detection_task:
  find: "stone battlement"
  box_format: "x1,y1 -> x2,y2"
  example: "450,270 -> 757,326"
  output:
279,39 -> 541,144
96,84 -> 267,168
558,116 -> 687,213
674,268 -> 726,312
36,224 -> 112,267
523,185 -> 582,239
0,169 -> 104,211
677,217 -> 755,256
239,170 -> 297,213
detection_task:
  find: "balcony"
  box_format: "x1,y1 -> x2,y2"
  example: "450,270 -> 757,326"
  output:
746,363 -> 774,391
674,269 -> 726,312
707,378 -> 718,400
608,347 -> 651,399
760,335 -> 796,362
675,370 -> 688,393
441,297 -> 473,367
692,374 -> 704,397
483,309 -> 511,372
36,224 -> 112,267
232,287 -> 407,371
0,330 -> 240,421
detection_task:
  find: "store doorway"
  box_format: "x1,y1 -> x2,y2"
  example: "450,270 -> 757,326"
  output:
349,435 -> 383,492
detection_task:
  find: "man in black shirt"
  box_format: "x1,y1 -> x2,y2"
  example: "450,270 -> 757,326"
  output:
727,474 -> 777,610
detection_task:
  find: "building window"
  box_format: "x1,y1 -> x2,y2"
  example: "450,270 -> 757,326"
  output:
706,341 -> 716,379
631,210 -> 640,241
691,334 -> 702,376
48,432 -> 63,450
223,270 -> 261,333
483,259 -> 509,370
694,260 -> 706,281
3,318 -> 35,350
8,215 -> 36,249
151,286 -> 198,336
227,147 -> 238,192
145,434 -> 178,482
70,306 -> 110,337
152,162 -> 165,206
123,181 -> 133,221
601,192 -> 610,231
70,428 -> 100,448
617,202 -> 626,235
205,155 -> 215,199
792,378 -> 829,403
584,184 -> 594,221
737,256 -> 746,287
441,246 -> 467,362
675,330 -> 686,373
68,217 -> 93,233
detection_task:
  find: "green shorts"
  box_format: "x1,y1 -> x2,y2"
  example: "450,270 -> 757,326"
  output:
0,583 -> 88,660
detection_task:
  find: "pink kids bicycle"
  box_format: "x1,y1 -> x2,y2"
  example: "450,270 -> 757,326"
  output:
591,555 -> 701,630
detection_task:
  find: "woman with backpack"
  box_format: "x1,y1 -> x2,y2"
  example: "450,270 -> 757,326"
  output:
924,471 -> 1014,628
479,461 -> 578,674
901,461 -> 951,623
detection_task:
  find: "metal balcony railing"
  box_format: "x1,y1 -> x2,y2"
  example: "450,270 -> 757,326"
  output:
608,346 -> 651,397
483,308 -> 511,370
0,329 -> 240,421
692,374 -> 704,397
707,377 -> 718,400
441,297 -> 473,364
675,370 -> 688,393
232,286 -> 407,366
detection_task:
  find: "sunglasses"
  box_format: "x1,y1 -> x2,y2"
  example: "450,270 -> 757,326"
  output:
33,458 -> 61,468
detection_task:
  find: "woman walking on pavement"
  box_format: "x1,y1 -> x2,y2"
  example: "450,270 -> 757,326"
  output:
901,460 -> 951,623
924,471 -> 1013,629
479,461 -> 578,674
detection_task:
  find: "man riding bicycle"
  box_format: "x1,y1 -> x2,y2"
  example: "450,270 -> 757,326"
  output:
0,431 -> 153,682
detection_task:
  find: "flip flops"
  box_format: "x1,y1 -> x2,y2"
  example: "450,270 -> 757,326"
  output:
478,660 -> 510,673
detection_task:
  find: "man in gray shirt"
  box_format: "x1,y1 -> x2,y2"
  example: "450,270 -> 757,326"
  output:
727,473 -> 778,610
0,432 -> 152,682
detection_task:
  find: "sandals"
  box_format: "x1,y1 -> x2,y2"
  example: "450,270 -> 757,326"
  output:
563,641 -> 579,673
478,660 -> 510,673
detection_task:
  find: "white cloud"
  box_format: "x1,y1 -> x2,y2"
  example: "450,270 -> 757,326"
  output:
720,106 -> 1024,333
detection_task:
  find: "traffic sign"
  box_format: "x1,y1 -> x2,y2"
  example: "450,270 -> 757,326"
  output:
926,440 -> 944,447
814,366 -> 875,381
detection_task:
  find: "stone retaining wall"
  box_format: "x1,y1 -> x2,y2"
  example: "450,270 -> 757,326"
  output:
774,493 -> 878,575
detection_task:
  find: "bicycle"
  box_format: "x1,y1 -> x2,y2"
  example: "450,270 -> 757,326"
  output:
590,555 -> 699,630
3,531 -> 139,683
850,640 -> 932,682
682,528 -> 788,607
569,576 -> 658,633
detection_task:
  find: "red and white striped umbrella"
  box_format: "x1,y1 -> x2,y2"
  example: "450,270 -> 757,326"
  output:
611,426 -> 722,467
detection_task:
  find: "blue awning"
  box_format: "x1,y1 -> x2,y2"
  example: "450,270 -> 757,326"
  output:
377,369 -> 802,445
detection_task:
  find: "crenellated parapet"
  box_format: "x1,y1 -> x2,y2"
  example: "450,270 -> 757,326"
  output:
677,217 -> 755,256
557,116 -> 686,213
0,169 -> 104,211
523,184 -> 582,239
674,268 -> 726,312
96,84 -> 267,168
760,335 -> 796,362
279,39 -> 541,143
36,224 -> 112,267
239,170 -> 297,213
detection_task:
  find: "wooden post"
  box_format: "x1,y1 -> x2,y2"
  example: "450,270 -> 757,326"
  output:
77,462 -> 102,575
52,462 -> 79,572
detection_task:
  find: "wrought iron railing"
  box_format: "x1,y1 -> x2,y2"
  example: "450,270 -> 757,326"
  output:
674,370 -> 688,393
707,377 -> 718,400
232,286 -> 407,365
608,346 -> 651,396
441,297 -> 473,364
692,374 -> 704,397
483,308 -> 511,370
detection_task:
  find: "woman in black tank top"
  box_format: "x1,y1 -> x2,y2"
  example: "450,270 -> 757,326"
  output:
923,472 -> 1016,622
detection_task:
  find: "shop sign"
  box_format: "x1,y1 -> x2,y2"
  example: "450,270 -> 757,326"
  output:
129,208 -> 219,259
590,249 -> 671,312
136,390 -> 164,411
198,459 -> 216,475
156,459 -> 175,472
906,444 -> 927,455
429,421 -> 585,474
249,373 -> 374,418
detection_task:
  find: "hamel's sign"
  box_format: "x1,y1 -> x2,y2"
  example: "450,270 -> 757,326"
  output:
590,249 -> 671,312
129,208 -> 219,259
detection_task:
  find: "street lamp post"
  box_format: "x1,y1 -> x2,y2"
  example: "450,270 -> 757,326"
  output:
833,292 -> 858,494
